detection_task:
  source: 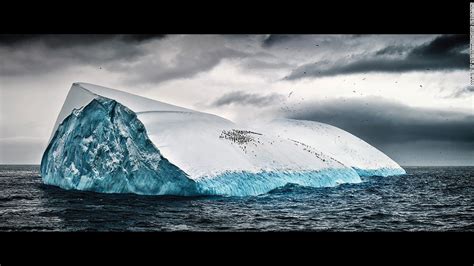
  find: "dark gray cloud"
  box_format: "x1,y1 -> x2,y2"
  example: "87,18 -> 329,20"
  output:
448,85 -> 474,98
0,34 -> 164,77
379,140 -> 474,166
119,46 -> 250,85
0,34 -> 165,47
262,35 -> 300,48
0,34 -> 167,77
410,34 -> 468,56
212,91 -> 285,107
285,97 -> 474,145
0,34 -> 39,45
261,34 -> 335,49
120,34 -> 166,43
287,34 -> 469,79
0,34 -> 251,85
374,45 -> 411,56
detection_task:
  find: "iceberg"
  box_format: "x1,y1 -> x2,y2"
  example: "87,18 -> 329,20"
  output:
41,82 -> 405,196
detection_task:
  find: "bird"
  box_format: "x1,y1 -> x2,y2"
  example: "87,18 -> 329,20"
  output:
419,85 -> 423,88
288,91 -> 293,98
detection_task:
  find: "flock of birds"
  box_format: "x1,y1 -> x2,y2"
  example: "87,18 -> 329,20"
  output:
219,129 -> 262,144
218,128 -> 346,164
219,129 -> 265,156
278,43 -> 426,120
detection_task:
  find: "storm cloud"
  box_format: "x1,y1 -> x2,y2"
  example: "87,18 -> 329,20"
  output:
0,34 -> 165,47
287,34 -> 469,79
115,44 -> 250,85
448,85 -> 474,98
262,34 -> 302,48
0,34 -> 254,85
285,97 -> 474,145
0,34 -> 164,77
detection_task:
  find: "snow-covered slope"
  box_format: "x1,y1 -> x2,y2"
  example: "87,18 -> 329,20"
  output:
41,82 -> 405,196
253,119 -> 405,177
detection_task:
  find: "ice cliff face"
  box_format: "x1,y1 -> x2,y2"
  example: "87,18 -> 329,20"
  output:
41,97 -> 198,195
40,83 -> 405,196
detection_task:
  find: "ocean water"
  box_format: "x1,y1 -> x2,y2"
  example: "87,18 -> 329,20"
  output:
0,165 -> 472,231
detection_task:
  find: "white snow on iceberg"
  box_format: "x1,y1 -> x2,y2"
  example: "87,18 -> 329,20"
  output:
41,82 -> 405,196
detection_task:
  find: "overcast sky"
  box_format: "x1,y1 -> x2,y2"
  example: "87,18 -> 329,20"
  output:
0,34 -> 472,165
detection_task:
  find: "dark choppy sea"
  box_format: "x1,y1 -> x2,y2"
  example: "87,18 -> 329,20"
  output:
0,165 -> 472,231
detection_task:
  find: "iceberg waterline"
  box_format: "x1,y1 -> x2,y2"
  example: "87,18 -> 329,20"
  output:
41,83 -> 406,196
353,167 -> 407,178
195,168 -> 362,196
